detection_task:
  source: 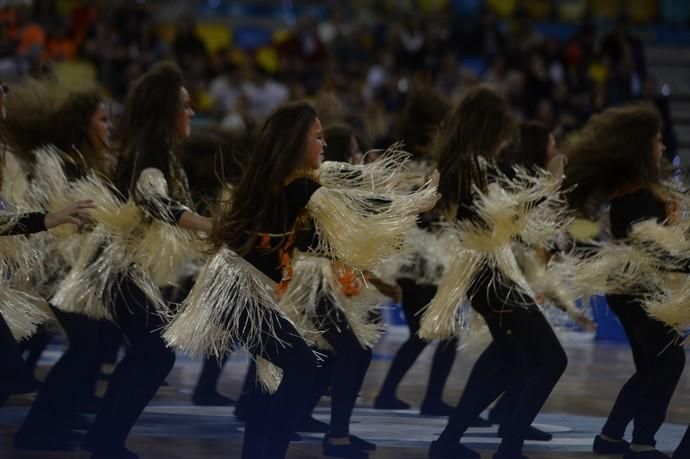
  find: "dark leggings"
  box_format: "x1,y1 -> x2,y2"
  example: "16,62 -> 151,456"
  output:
316,298 -> 373,437
602,294 -> 685,446
378,279 -> 457,403
439,269 -> 568,455
18,326 -> 49,384
195,353 -> 230,396
0,314 -> 23,408
17,307 -> 104,438
241,309 -> 318,459
86,277 -> 176,453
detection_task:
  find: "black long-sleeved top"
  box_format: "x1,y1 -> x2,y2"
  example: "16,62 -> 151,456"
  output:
609,188 -> 666,240
0,212 -> 47,235
245,178 -> 322,283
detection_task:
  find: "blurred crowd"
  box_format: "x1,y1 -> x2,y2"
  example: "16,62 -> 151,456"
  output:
0,0 -> 679,160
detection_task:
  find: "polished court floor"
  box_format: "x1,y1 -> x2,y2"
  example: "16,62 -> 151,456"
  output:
0,329 -> 688,459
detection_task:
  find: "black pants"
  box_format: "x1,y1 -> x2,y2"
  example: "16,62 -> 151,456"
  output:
241,309 -> 317,459
195,353 -> 230,397
86,277 -> 176,453
316,298 -> 373,437
439,269 -> 568,455
602,294 -> 686,446
675,425 -> 690,459
17,307 -> 104,438
0,314 -> 23,408
378,279 -> 457,403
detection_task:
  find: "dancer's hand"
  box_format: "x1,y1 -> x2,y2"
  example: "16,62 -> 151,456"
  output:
574,314 -> 596,333
44,200 -> 95,229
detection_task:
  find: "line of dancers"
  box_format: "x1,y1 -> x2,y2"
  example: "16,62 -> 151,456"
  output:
0,61 -> 688,459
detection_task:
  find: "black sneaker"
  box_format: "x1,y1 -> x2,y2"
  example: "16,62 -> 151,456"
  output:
420,399 -> 455,416
624,450 -> 671,459
429,440 -> 481,459
498,425 -> 552,442
593,435 -> 631,454
350,435 -> 376,451
373,394 -> 410,410
323,435 -> 369,458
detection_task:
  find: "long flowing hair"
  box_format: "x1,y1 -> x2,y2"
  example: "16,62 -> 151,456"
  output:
112,61 -> 190,202
3,81 -> 113,177
562,103 -> 662,217
210,101 -> 318,255
435,86 -> 516,216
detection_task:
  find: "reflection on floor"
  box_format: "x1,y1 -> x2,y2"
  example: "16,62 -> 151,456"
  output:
1,330 -> 688,458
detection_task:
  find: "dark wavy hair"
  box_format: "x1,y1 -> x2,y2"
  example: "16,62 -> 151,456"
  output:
180,126 -> 252,212
396,86 -> 450,159
210,101 -> 318,255
435,86 -> 516,215
3,82 -> 112,177
563,103 -> 662,217
113,61 -> 188,200
514,121 -> 551,170
323,124 -> 355,163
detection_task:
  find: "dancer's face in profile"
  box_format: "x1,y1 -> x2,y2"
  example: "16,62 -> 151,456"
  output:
304,117 -> 325,170
89,102 -> 111,152
176,86 -> 195,139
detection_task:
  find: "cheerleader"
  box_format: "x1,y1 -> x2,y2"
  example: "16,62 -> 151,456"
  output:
287,124 -> 403,457
425,87 -> 568,459
563,104 -> 685,459
0,80 -> 95,409
69,62 -> 212,459
484,121 -> 573,441
3,84 -> 118,451
163,101 -> 438,459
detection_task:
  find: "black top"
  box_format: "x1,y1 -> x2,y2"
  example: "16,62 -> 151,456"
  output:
245,178 -> 321,282
609,188 -> 666,240
0,212 -> 46,235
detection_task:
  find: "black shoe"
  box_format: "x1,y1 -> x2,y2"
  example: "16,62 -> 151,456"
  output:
323,436 -> 369,458
429,440 -> 480,459
498,425 -> 552,442
350,435 -> 376,451
624,450 -> 671,459
291,432 -> 303,442
297,416 -> 329,433
13,432 -> 78,451
493,453 -> 529,459
373,395 -> 410,410
90,448 -> 139,459
420,399 -> 454,416
192,391 -> 234,406
470,416 -> 493,427
593,435 -> 631,454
